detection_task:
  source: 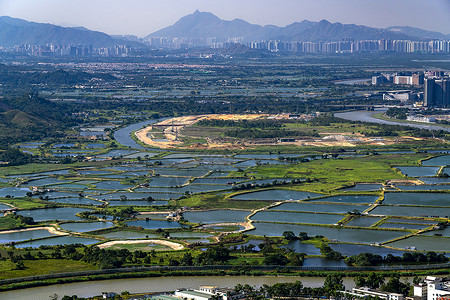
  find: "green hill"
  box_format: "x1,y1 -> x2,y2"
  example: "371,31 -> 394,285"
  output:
0,94 -> 79,147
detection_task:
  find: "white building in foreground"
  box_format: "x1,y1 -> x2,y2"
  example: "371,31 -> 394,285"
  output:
413,277 -> 450,300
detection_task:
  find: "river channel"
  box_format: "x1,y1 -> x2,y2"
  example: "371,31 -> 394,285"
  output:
0,276 -> 357,299
113,119 -> 158,149
335,109 -> 450,132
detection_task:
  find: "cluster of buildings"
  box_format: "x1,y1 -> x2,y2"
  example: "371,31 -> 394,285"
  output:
145,37 -> 450,54
151,286 -> 244,300
414,276 -> 450,300
247,39 -> 450,54
345,277 -> 450,300
371,70 -> 450,108
372,72 -> 425,86
103,278 -> 450,300
7,44 -> 135,57
5,39 -> 450,56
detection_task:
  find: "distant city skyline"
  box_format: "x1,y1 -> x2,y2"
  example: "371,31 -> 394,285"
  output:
1,0 -> 450,37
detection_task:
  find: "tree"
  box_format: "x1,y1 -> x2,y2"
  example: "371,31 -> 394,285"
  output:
381,275 -> 410,296
354,275 -> 366,287
282,231 -> 296,240
180,252 -> 193,266
323,274 -> 344,294
12,260 -> 26,270
367,273 -> 385,289
298,232 -> 309,241
263,253 -> 289,266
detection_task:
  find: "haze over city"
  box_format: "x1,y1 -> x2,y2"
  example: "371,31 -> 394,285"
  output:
1,0 -> 450,37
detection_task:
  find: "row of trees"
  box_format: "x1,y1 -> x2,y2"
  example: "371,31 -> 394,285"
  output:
233,274 -> 346,299
346,251 -> 448,266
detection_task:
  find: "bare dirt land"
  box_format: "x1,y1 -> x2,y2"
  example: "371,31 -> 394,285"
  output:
135,114 -> 426,150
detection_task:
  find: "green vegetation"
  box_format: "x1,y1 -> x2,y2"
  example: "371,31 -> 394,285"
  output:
230,155 -> 419,189
0,259 -> 96,280
0,214 -> 34,230
0,198 -> 48,209
385,107 -> 409,120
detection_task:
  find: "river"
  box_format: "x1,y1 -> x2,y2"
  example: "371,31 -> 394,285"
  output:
334,79 -> 371,85
0,276 -> 356,299
113,119 -> 158,149
335,109 -> 450,132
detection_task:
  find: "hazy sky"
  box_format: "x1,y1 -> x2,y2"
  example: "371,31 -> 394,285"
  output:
1,0 -> 450,37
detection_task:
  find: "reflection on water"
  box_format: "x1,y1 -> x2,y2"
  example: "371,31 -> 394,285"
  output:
0,276 -> 356,299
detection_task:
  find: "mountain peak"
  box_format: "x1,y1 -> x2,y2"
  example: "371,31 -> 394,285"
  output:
147,12 -> 422,42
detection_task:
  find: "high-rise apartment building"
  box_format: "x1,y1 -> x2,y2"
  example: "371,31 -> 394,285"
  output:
424,78 -> 450,107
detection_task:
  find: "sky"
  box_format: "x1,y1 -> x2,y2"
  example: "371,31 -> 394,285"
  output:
1,0 -> 450,37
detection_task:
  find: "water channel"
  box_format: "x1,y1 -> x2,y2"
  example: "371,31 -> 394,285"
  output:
335,109 -> 450,132
0,276 -> 357,299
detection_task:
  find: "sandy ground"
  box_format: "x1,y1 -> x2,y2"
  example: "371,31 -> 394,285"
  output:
201,222 -> 253,232
0,226 -> 68,236
387,179 -> 424,185
135,114 -> 267,149
97,239 -> 185,250
135,113 -> 420,150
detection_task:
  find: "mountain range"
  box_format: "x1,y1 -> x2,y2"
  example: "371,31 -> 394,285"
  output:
0,11 -> 449,48
146,10 -> 450,43
0,16 -> 139,47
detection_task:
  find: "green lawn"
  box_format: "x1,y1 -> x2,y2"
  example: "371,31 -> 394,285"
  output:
177,193 -> 270,210
0,216 -> 23,230
0,163 -> 78,176
0,259 -> 96,280
230,154 -> 428,188
0,198 -> 48,209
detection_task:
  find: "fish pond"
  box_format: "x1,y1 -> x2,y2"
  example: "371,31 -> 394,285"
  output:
183,210 -> 250,224
369,206 -> 450,218
329,243 -> 406,256
101,231 -> 160,239
346,216 -> 383,227
59,222 -> 115,233
16,236 -> 100,248
249,222 -> 407,244
270,202 -> 369,214
17,207 -> 91,222
386,236 -> 450,252
383,192 -> 450,206
0,229 -> 56,244
126,219 -> 185,229
396,166 -> 440,177
251,211 -> 343,225
281,240 -> 322,255
421,155 -> 450,166
315,195 -> 379,204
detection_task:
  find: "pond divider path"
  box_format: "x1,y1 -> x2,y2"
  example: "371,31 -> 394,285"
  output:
0,226 -> 68,236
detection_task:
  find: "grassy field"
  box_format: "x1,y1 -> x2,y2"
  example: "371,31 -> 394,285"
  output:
0,163 -> 84,176
0,198 -> 48,209
177,193 -> 270,210
230,154 -> 429,188
0,259 -> 96,280
0,216 -> 23,230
